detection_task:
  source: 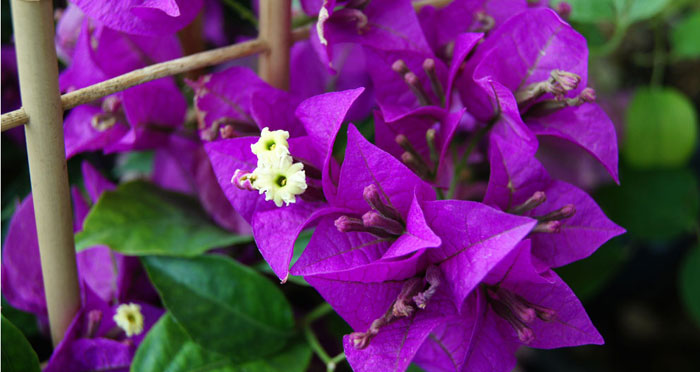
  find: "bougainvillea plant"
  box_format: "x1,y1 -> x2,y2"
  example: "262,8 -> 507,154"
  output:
2,1 -> 633,371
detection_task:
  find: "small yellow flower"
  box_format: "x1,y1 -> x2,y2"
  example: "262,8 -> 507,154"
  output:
250,127 -> 290,167
252,155 -> 307,207
113,303 -> 144,337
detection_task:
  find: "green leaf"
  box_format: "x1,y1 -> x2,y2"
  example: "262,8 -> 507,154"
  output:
679,245 -> 700,329
671,11 -> 700,59
555,239 -> 627,301
595,168 -> 699,240
614,0 -> 670,24
142,255 -> 295,363
133,313 -> 312,372
132,313 -> 234,372
407,364 -> 426,372
623,88 -> 698,169
76,181 -> 253,256
238,339 -> 312,372
1,299 -> 40,340
1,316 -> 40,372
553,0 -> 615,23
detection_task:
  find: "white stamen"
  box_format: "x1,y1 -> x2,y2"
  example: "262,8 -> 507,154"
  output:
252,155 -> 307,207
250,127 -> 290,167
113,303 -> 144,337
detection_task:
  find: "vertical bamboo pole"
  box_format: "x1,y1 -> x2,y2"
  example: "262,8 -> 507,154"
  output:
258,0 -> 291,90
11,0 -> 81,346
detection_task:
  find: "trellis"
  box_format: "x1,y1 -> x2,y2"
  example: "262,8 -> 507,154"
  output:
1,0 -> 449,346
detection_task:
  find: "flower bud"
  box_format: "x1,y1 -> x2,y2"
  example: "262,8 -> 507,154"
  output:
423,58 -> 445,105
510,191 -> 547,215
363,184 -> 403,222
362,211 -> 404,237
392,59 -> 409,75
404,72 -> 431,106
537,204 -> 576,221
532,220 -> 562,233
334,215 -> 365,233
231,169 -> 256,191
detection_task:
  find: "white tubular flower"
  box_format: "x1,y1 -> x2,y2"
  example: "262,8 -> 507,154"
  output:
252,155 -> 307,207
251,127 -> 290,166
113,303 -> 144,337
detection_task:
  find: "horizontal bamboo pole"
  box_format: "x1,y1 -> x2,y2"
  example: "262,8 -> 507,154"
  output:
1,27 -> 310,131
1,0 -> 452,132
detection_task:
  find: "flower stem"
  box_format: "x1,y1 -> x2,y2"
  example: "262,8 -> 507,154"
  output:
302,302 -> 346,371
304,325 -> 332,365
650,19 -> 666,87
327,352 -> 347,372
304,302 -> 333,325
591,21 -> 628,57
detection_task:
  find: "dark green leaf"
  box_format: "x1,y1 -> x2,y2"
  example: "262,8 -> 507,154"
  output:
679,245 -> 700,329
595,168 -> 699,240
237,339 -> 312,372
142,255 -> 295,363
76,181 -> 252,256
132,313 -> 234,372
1,316 -> 40,372
671,11 -> 700,59
1,299 -> 40,340
623,88 -> 697,169
556,239 -> 627,301
407,364 -> 426,372
133,313 -> 312,372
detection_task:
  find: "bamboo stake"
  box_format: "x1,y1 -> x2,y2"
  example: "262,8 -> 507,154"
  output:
10,0 -> 80,346
258,0 -> 292,90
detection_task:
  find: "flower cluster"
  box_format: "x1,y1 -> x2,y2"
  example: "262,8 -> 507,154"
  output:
1,1 -> 626,371
233,127 -> 308,207
203,1 -> 624,371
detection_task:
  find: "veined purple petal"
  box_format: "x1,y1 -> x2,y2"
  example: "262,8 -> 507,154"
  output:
528,103 -> 620,183
336,125 -> 435,216
486,135 -> 624,267
472,8 -> 588,95
343,288 -> 453,372
484,242 -> 604,349
422,200 -> 536,308
296,88 -> 365,202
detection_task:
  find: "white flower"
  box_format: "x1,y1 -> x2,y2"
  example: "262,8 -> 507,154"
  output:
252,155 -> 307,207
250,127 -> 290,167
113,303 -> 144,337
